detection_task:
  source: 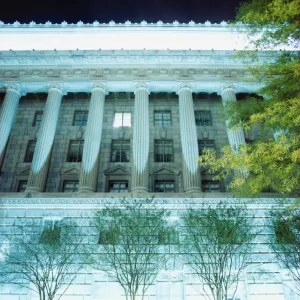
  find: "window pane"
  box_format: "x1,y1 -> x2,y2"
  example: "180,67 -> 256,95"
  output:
113,112 -> 131,127
33,111 -> 43,127
109,181 -> 129,193
67,140 -> 84,162
24,140 -> 36,162
111,140 -> 130,162
123,113 -> 131,127
154,140 -> 173,162
154,181 -> 175,192
195,111 -> 212,126
62,181 -> 79,192
73,111 -> 88,126
154,111 -> 171,127
202,180 -> 220,192
198,140 -> 215,155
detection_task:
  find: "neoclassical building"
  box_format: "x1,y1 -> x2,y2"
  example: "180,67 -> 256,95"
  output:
0,21 -> 298,300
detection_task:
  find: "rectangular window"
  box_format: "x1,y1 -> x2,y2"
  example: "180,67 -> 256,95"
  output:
154,140 -> 173,162
98,231 -> 116,245
33,111 -> 43,127
62,180 -> 79,193
40,219 -> 61,244
17,180 -> 27,192
108,181 -> 129,193
111,140 -> 130,162
195,111 -> 212,126
198,140 -> 215,155
73,111 -> 88,126
154,111 -> 172,127
113,112 -> 131,128
24,140 -> 36,163
154,180 -> 175,193
202,180 -> 220,192
67,140 -> 84,162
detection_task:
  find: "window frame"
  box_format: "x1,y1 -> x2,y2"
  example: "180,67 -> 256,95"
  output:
108,180 -> 129,193
113,112 -> 131,128
73,110 -> 89,126
202,180 -> 220,192
67,140 -> 84,162
194,110 -> 212,126
154,140 -> 174,162
62,180 -> 79,193
154,180 -> 175,193
24,140 -> 36,163
111,140 -> 130,162
154,110 -> 172,127
17,180 -> 28,192
198,139 -> 215,156
32,111 -> 43,127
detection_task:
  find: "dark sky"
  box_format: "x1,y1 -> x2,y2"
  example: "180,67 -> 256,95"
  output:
1,0 -> 242,24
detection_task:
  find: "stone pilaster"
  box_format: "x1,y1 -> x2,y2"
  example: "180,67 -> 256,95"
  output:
0,84 -> 26,158
221,84 -> 246,152
177,83 -> 201,193
78,83 -> 108,193
131,82 -> 150,193
26,83 -> 66,193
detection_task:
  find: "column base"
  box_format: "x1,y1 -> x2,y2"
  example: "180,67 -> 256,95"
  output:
184,187 -> 202,194
25,186 -> 42,193
78,186 -> 95,193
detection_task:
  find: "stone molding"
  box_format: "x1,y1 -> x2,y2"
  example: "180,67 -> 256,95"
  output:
5,82 -> 27,96
48,82 -> 67,95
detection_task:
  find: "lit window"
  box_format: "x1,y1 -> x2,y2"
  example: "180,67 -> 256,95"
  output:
108,181 -> 129,193
111,140 -> 130,162
154,111 -> 172,127
154,180 -> 175,192
154,140 -> 173,162
113,112 -> 131,127
198,140 -> 215,155
202,180 -> 220,192
73,111 -> 88,126
17,180 -> 27,192
67,140 -> 84,162
62,181 -> 79,193
24,140 -> 36,163
33,111 -> 43,127
195,111 -> 212,126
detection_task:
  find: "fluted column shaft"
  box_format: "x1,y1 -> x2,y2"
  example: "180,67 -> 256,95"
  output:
0,85 -> 25,158
26,84 -> 65,193
221,86 -> 246,152
177,84 -> 201,193
79,85 -> 108,193
132,83 -> 150,193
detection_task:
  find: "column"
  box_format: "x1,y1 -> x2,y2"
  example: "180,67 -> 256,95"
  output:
131,82 -> 150,193
0,84 -> 26,159
78,83 -> 108,193
26,83 -> 66,193
177,83 -> 202,193
220,84 -> 246,152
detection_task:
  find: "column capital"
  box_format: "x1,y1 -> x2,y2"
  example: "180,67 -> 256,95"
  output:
5,83 -> 27,96
91,81 -> 109,95
176,82 -> 193,95
48,82 -> 67,95
220,82 -> 236,95
134,81 -> 150,95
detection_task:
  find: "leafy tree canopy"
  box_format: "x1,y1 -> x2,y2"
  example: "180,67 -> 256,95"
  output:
201,0 -> 300,197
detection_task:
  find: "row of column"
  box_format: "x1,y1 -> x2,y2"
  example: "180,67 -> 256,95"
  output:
0,82 -> 246,194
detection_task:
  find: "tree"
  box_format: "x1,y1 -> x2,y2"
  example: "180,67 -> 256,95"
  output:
90,198 -> 175,300
182,203 -> 257,300
201,0 -> 300,196
269,208 -> 300,294
0,219 -> 85,300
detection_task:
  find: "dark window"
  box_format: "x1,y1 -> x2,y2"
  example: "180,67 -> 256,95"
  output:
158,229 -> 179,245
154,180 -> 175,192
154,111 -> 172,127
111,140 -> 130,162
195,111 -> 212,126
198,140 -> 215,155
113,112 -> 131,127
202,180 -> 220,192
24,140 -> 36,163
108,181 -> 129,193
73,111 -> 88,126
17,180 -> 27,192
275,215 -> 300,244
154,140 -> 173,162
40,220 -> 61,244
33,111 -> 43,127
98,231 -> 117,245
67,140 -> 84,162
62,181 -> 79,193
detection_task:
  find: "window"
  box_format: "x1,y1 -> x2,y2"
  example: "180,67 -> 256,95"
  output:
202,180 -> 220,192
111,140 -> 130,162
40,219 -> 61,244
108,181 -> 129,193
67,140 -> 84,162
33,111 -> 43,127
154,111 -> 172,127
17,180 -> 27,192
275,215 -> 300,244
98,231 -> 117,245
73,111 -> 88,126
154,180 -> 175,192
62,180 -> 79,192
195,111 -> 212,126
154,140 -> 173,162
158,229 -> 179,245
198,140 -> 215,155
113,112 -> 131,127
24,140 -> 36,163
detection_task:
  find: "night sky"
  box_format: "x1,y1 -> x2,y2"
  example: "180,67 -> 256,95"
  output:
1,0 -> 242,24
